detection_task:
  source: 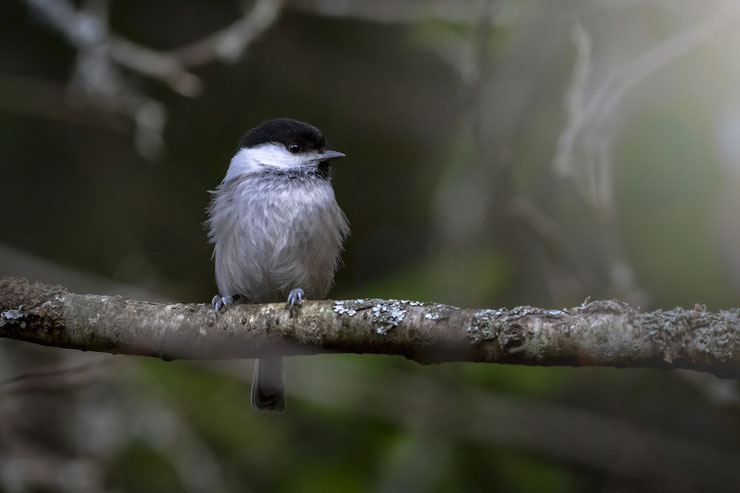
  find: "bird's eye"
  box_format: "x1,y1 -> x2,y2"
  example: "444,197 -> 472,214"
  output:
288,143 -> 301,154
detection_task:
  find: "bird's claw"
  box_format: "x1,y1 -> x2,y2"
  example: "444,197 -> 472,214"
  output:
286,288 -> 305,317
212,294 -> 239,314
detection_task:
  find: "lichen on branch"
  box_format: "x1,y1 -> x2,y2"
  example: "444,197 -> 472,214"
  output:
1,277 -> 738,376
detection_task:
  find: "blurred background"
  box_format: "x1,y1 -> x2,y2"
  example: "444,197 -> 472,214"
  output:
2,0 -> 740,491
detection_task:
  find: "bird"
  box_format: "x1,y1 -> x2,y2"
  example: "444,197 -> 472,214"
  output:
206,118 -> 349,412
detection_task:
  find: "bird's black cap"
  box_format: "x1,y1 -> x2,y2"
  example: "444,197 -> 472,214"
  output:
239,118 -> 327,152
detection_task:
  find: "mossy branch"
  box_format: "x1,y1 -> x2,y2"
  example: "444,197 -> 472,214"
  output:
1,277 -> 738,376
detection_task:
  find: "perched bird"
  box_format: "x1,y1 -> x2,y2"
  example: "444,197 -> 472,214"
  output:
206,118 -> 349,412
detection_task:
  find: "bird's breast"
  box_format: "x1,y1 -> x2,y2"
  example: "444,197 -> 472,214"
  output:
213,174 -> 348,301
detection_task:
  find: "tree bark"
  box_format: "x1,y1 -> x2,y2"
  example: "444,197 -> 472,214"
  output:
1,277 -> 738,376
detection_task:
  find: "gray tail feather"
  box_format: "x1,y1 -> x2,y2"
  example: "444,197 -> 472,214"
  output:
251,357 -> 286,412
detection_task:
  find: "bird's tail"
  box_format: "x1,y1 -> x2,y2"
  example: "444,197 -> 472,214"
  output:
251,357 -> 286,412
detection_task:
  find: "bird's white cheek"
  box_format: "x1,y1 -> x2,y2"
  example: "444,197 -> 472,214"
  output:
249,143 -> 303,169
224,144 -> 299,178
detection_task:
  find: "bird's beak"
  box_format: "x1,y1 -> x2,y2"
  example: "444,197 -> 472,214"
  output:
321,150 -> 345,160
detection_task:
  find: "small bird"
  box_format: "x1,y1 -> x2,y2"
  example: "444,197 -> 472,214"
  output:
206,118 -> 349,412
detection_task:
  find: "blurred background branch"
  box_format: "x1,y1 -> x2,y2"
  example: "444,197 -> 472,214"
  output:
19,0 -> 283,160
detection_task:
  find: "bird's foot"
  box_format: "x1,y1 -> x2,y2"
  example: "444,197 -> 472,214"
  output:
286,288 -> 305,317
212,294 -> 242,314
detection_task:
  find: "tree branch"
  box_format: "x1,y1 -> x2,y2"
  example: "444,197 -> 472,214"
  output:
1,277 -> 738,376
20,0 -> 283,160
